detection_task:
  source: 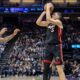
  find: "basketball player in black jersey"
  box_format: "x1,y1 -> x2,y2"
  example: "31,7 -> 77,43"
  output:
0,27 -> 20,43
36,3 -> 66,80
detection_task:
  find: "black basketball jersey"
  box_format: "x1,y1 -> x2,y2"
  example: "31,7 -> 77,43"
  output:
45,23 -> 62,44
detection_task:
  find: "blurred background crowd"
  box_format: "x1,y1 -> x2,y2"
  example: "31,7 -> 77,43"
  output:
0,22 -> 80,79
0,0 -> 80,80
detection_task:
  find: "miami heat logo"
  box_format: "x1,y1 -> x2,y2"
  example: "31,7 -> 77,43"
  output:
48,24 -> 55,32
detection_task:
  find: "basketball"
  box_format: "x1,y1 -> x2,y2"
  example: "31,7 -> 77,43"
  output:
44,3 -> 54,13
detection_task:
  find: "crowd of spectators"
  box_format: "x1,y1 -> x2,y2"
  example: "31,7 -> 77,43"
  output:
0,43 -> 6,58
62,20 -> 80,66
62,20 -> 80,50
0,20 -> 80,79
0,27 -> 7,58
64,60 -> 80,79
63,24 -> 80,44
0,31 -> 45,77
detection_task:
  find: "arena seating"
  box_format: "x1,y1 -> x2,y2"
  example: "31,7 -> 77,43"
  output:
0,21 -> 80,78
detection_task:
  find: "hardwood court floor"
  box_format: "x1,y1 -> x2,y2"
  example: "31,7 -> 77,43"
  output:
0,76 -> 59,80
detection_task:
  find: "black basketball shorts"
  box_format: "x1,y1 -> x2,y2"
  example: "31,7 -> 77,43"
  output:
43,44 -> 63,65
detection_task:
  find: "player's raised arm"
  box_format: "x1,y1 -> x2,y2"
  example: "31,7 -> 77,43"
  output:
46,3 -> 63,29
36,11 -> 48,27
0,29 -> 20,43
46,3 -> 53,21
0,28 -> 8,35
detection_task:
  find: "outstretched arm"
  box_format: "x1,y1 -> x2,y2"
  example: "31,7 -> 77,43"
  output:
46,3 -> 63,29
0,28 -> 8,35
36,11 -> 48,27
0,29 -> 20,43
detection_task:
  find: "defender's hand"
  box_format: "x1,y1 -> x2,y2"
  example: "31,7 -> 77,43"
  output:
1,28 -> 8,32
13,29 -> 20,36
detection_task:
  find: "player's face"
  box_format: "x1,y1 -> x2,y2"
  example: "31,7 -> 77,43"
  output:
52,13 -> 60,20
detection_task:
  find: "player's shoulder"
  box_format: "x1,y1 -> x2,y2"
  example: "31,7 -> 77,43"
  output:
56,19 -> 62,24
56,20 -> 63,29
